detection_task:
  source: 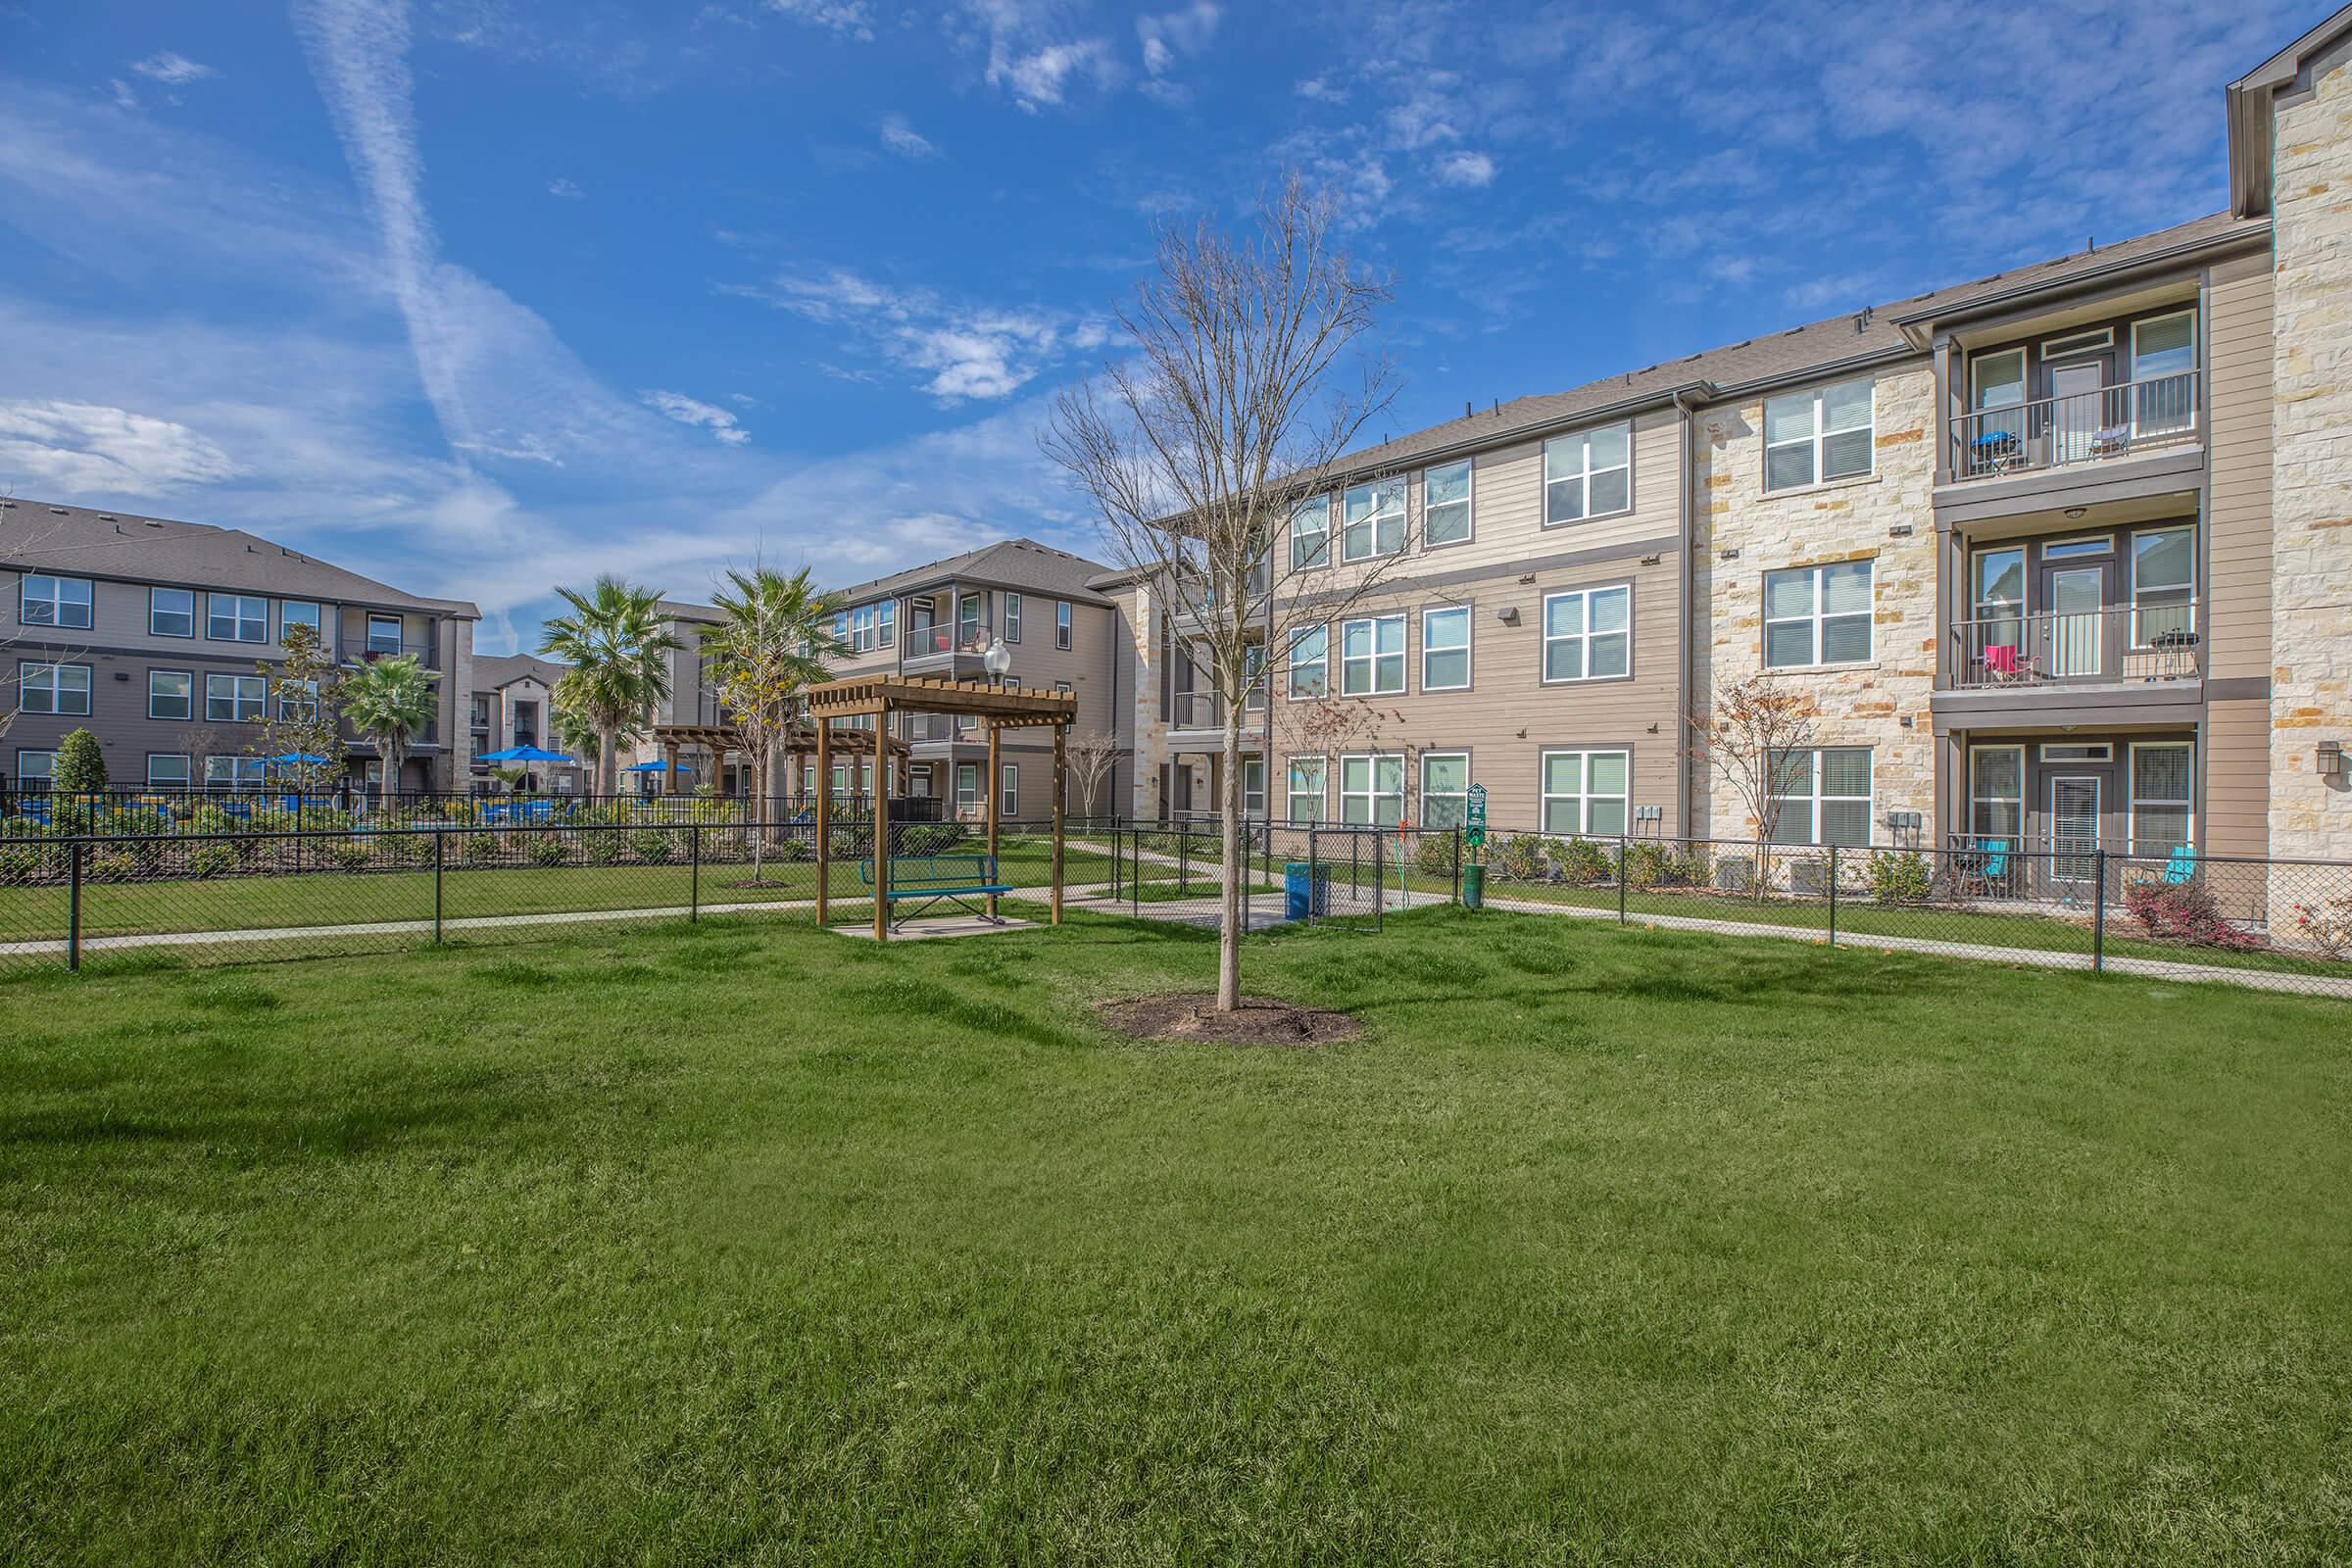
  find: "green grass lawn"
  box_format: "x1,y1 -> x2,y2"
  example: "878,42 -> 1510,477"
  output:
4,906 -> 2347,1563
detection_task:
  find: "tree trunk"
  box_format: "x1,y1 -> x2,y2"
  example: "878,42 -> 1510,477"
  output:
379,739 -> 399,812
600,730 -> 618,799
1217,708 -> 1243,1012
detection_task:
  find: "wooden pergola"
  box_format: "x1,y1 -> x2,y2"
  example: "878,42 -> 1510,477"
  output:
803,674 -> 1079,941
652,721 -> 907,796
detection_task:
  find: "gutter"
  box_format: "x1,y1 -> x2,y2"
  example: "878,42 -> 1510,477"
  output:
1672,387 -> 1700,840
1884,222 -> 2273,348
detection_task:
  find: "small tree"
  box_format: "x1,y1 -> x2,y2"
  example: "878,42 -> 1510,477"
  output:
1066,729 -> 1124,820
700,563 -> 845,879
52,727 -> 107,794
539,576 -> 680,793
1689,676 -> 1818,898
244,621 -> 343,796
343,655 -> 440,809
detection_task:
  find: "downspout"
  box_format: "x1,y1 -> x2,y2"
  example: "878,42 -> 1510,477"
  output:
1672,388 -> 1699,840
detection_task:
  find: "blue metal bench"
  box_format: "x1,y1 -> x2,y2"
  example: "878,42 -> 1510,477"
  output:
858,853 -> 1012,929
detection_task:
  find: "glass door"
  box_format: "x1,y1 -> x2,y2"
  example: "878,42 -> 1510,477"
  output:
2044,358 -> 2109,466
1970,547 -> 2026,680
2049,775 -> 2101,886
2042,564 -> 2108,679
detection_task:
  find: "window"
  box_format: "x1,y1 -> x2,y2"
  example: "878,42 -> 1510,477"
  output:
208,593 -> 269,643
147,754 -> 192,789
1970,349 -> 2027,436
847,605 -> 875,653
1421,606 -> 1471,690
1541,586 -> 1631,682
2132,311 -> 2196,382
2040,742 -> 2112,763
1287,625 -> 1328,699
1342,477 -> 1405,561
2130,743 -> 2193,856
1424,461 -> 1472,546
1004,593 -> 1021,643
1338,754 -> 1403,825
1054,600 -> 1072,650
279,600 -> 322,641
2041,326 -> 2113,359
1972,546 -> 2025,650
1763,561 -> 1872,666
1286,758 -> 1326,821
1421,753 -> 1469,828
1543,423 -> 1631,524
367,614 -> 403,656
205,756 -> 267,792
956,762 -> 982,817
16,751 -> 55,789
205,672 -> 267,722
1768,747 -> 1873,846
21,574 -> 92,630
2131,525 -> 2194,644
1290,496 -> 1331,571
471,696 -> 491,727
2041,537 -> 2110,561
20,662 -> 91,716
999,762 -> 1018,818
1969,745 -> 2024,846
150,586 -> 197,638
1764,378 -> 1873,491
877,598 -> 895,651
1053,679 -> 1072,696
1339,614 -> 1404,696
148,669 -> 194,720
279,679 -> 320,721
1242,759 -> 1265,818
1540,750 -> 1629,837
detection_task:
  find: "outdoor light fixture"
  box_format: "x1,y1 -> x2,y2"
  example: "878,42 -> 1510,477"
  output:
1496,605 -> 1521,625
2321,739 -> 2346,779
2064,507 -> 2088,519
982,637 -> 1011,691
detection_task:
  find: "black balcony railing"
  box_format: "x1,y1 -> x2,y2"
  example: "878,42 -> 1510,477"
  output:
904,621 -> 994,658
1949,599 -> 2202,689
1951,368 -> 2199,481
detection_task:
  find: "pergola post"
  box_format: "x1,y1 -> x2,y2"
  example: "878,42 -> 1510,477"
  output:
663,738 -> 680,796
814,718 -> 832,925
985,721 -> 1002,921
1052,720 -> 1066,926
871,703 -> 891,942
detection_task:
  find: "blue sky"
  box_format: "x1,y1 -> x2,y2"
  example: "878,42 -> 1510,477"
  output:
0,0 -> 2317,653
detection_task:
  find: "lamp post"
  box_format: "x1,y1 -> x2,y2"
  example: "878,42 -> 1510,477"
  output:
983,637 -> 1011,691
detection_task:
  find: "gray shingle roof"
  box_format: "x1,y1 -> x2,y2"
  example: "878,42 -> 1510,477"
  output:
1335,211 -> 2266,477
472,654 -> 565,692
0,499 -> 479,617
830,536 -> 1116,608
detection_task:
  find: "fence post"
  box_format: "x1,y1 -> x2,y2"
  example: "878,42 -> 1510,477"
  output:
1307,825 -> 1318,927
1452,826 -> 1462,905
67,839 -> 83,972
1179,824 -> 1189,896
2092,848 -> 2106,972
1619,835 -> 1630,925
1827,843 -> 1838,947
690,823 -> 702,922
433,829 -> 445,943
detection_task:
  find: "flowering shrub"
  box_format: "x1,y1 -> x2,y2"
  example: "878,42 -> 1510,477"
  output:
2290,895 -> 2352,959
1868,851 -> 1934,905
2121,879 -> 2265,951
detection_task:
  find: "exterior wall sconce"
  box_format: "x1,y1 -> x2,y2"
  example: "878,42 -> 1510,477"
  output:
1887,523 -> 1912,537
1719,548 -> 1740,561
1495,606 -> 1520,625
2321,739 -> 2345,779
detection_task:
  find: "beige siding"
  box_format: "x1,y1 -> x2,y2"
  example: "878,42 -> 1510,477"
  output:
2205,250 -> 2276,685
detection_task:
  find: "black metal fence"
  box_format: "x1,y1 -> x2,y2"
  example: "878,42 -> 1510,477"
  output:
1086,820 -> 1459,933
0,789 -> 946,836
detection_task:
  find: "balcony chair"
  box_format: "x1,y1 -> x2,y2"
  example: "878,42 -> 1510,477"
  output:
2089,423 -> 2132,459
1982,644 -> 2030,682
1970,430 -> 2023,475
1959,838 -> 2012,898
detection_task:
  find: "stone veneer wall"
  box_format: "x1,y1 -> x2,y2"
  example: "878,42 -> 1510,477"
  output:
2269,39 -> 2352,867
1690,364 -> 1939,844
1124,578 -> 1172,816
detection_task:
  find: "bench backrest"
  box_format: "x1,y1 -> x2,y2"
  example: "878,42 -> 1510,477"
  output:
858,853 -> 1002,890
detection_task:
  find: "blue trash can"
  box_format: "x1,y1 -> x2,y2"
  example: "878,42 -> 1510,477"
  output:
1284,860 -> 1330,920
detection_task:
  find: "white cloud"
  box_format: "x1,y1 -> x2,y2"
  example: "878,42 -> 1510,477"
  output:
1295,76 -> 1346,103
0,400 -> 241,496
958,0 -> 1120,111
763,0 -> 874,38
1435,150 -> 1495,188
547,176 -> 583,198
129,52 -> 216,85
1137,2 -> 1220,74
642,389 -> 752,446
730,268 -> 1102,404
107,79 -> 139,112
879,113 -> 936,158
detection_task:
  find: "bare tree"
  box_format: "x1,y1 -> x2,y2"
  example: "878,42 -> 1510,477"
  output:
1045,174 -> 1412,1012
1065,728 -> 1125,820
1688,676 -> 1818,898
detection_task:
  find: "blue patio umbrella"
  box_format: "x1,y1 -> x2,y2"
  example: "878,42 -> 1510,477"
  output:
623,759 -> 694,772
269,752 -> 335,764
478,745 -> 579,763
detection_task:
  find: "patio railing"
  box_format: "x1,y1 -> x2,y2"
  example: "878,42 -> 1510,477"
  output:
1949,599 -> 2202,688
1950,369 -> 2199,481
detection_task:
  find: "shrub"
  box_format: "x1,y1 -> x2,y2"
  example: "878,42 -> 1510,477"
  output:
1622,841 -> 1686,890
464,831 -> 505,865
2291,894 -> 2352,959
1868,850 -> 1934,905
1549,837 -> 1615,886
900,822 -> 967,857
1412,834 -> 1455,878
185,844 -> 236,879
526,834 -> 570,868
2122,879 -> 2264,951
630,829 -> 677,864
775,835 -> 814,862
331,841 -> 373,872
0,842 -> 61,881
52,728 -> 107,793
1489,833 -> 1545,881
584,830 -> 623,865
88,848 -> 141,883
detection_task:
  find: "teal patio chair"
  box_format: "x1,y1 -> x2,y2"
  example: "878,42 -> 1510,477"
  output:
2161,844 -> 2198,884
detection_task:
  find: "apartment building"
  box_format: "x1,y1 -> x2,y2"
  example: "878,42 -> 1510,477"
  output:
1110,4 -> 2352,888
467,655 -> 585,793
1,499 -> 479,793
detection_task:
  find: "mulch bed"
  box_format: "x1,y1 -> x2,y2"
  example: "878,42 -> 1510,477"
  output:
1095,993 -> 1360,1046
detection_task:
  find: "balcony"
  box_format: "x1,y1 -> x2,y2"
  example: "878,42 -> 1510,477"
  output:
1947,600 -> 2202,693
902,620 -> 998,674
347,639 -> 438,668
1948,369 -> 2199,484
1163,690 -> 1267,751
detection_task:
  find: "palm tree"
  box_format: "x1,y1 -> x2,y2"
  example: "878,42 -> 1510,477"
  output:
342,654 -> 440,810
701,564 -> 847,807
539,576 -> 681,794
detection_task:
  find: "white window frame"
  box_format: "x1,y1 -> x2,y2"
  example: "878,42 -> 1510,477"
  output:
1337,752 -> 1403,826
148,668 -> 194,720
1968,744 -> 2025,846
1339,613 -> 1405,696
2128,523 -> 2195,649
2039,742 -> 2113,763
1422,460 -> 1473,548
151,586 -> 197,638
1241,758 -> 1266,819
1287,625 -> 1328,700
1539,749 -> 1630,838
20,573 -> 92,630
1004,593 -> 1021,644
1420,605 -> 1472,691
208,592 -> 270,644
1286,756 -> 1327,822
1542,422 -> 1633,526
1289,496 -> 1330,572
1000,761 -> 1017,819
955,762 -> 982,817
16,750 -> 56,788
1768,746 -> 1874,847
366,613 -> 404,656
205,756 -> 267,792
1341,478 -> 1405,563
205,672 -> 267,723
20,661 -> 91,716
877,597 -> 895,650
147,754 -> 192,789
278,678 -> 320,722
2128,741 -> 2194,857
278,600 -> 322,641
1419,751 -> 1470,829
1764,377 -> 1875,492
1762,562 -> 1874,668
1054,600 -> 1072,650
1540,585 -> 1632,684
2130,310 -> 2198,385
